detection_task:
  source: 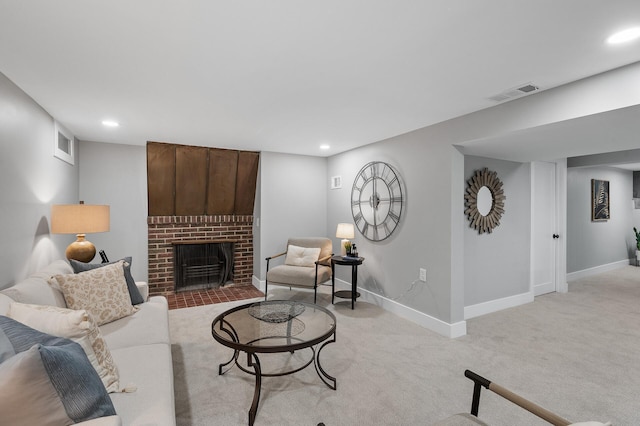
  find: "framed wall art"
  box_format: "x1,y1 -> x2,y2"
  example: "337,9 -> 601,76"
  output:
591,179 -> 610,221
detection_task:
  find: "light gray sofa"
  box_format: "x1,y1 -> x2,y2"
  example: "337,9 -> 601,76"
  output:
0,260 -> 176,426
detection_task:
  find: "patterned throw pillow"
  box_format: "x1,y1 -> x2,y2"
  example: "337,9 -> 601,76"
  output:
70,257 -> 144,305
8,302 -> 120,393
50,260 -> 136,326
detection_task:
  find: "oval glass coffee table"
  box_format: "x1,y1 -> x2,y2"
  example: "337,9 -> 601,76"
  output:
211,300 -> 337,425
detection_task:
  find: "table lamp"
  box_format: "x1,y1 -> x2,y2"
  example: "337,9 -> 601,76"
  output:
336,223 -> 355,256
51,202 -> 110,262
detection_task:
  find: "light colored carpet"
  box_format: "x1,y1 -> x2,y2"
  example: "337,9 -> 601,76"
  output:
169,266 -> 640,425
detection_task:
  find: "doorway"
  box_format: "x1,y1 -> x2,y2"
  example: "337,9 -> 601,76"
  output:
531,161 -> 566,295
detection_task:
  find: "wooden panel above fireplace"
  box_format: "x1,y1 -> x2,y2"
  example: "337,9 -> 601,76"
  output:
147,141 -> 259,216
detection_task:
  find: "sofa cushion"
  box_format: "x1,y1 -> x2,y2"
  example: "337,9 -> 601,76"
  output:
50,260 -> 137,326
284,245 -> 321,267
100,296 -> 170,350
70,257 -> 144,305
80,416 -> 123,426
8,302 -> 120,392
0,259 -> 71,308
0,293 -> 12,316
0,343 -> 116,425
109,343 -> 175,426
0,315 -> 71,358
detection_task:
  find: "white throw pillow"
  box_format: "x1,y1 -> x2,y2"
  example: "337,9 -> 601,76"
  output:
7,302 -> 120,393
284,245 -> 321,268
49,260 -> 136,326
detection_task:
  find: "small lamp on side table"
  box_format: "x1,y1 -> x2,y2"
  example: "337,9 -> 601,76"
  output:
51,201 -> 110,263
336,223 -> 355,256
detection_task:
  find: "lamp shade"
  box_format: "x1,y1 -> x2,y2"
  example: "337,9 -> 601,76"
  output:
51,203 -> 110,263
336,223 -> 355,239
51,204 -> 110,234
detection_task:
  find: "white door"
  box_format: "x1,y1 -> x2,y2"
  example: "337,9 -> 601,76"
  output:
531,161 -> 558,296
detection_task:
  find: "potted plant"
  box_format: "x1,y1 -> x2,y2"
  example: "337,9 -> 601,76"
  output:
343,241 -> 352,256
634,227 -> 640,264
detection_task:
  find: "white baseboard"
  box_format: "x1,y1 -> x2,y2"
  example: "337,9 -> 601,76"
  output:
252,275 -> 264,291
335,279 -> 467,338
464,291 -> 534,320
567,259 -> 631,282
254,276 -> 466,338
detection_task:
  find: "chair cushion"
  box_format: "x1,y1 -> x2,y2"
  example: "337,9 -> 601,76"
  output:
284,245 -> 321,267
287,237 -> 332,262
267,264 -> 331,287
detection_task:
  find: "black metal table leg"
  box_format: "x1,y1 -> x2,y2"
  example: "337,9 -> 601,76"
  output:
248,352 -> 262,426
351,264 -> 357,309
313,330 -> 337,390
216,320 -> 240,375
331,261 -> 336,304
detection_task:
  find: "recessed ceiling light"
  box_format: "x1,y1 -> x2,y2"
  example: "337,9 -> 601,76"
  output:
320,144 -> 330,150
607,27 -> 640,44
102,120 -> 119,127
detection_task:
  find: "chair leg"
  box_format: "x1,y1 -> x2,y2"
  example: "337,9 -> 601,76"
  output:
313,286 -> 317,304
265,258 -> 270,301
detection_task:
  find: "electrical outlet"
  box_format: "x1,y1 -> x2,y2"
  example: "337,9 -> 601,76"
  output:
419,268 -> 427,282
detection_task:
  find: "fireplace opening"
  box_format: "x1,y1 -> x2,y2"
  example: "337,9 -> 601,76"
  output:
173,241 -> 234,292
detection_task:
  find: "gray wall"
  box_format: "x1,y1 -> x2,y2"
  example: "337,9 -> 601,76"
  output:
567,166 -> 634,273
463,156 -> 531,306
0,72 -> 79,288
4,59 -> 640,329
73,145 -> 329,286
78,141 -> 148,282
327,135 -> 461,323
256,152 -> 328,278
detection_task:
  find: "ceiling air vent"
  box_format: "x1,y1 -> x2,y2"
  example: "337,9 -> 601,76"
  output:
488,83 -> 540,103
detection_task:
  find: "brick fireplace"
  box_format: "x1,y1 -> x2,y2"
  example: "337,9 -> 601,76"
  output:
147,215 -> 254,297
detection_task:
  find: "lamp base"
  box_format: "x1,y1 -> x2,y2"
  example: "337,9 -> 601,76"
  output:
65,234 -> 97,263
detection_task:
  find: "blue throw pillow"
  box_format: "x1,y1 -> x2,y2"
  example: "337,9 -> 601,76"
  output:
70,256 -> 144,305
0,316 -> 117,423
0,315 -> 71,362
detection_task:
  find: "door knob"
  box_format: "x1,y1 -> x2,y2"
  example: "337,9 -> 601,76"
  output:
552,234 -> 559,239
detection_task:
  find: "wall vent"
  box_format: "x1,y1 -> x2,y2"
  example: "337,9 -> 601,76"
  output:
331,176 -> 342,189
489,83 -> 540,103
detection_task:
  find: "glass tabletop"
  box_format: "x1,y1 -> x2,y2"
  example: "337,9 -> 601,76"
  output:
211,300 -> 336,353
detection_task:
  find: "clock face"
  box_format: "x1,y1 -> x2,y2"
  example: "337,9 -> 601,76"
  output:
351,161 -> 403,241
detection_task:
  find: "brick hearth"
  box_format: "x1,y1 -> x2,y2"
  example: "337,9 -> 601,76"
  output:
148,215 -> 254,297
165,285 -> 263,310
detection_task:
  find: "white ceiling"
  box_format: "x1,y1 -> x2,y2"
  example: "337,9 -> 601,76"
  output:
1,1 -> 640,158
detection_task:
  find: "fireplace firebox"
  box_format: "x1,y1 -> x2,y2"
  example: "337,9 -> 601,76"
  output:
173,241 -> 234,292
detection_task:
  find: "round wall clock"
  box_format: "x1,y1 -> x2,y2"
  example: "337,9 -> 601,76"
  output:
351,161 -> 403,241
